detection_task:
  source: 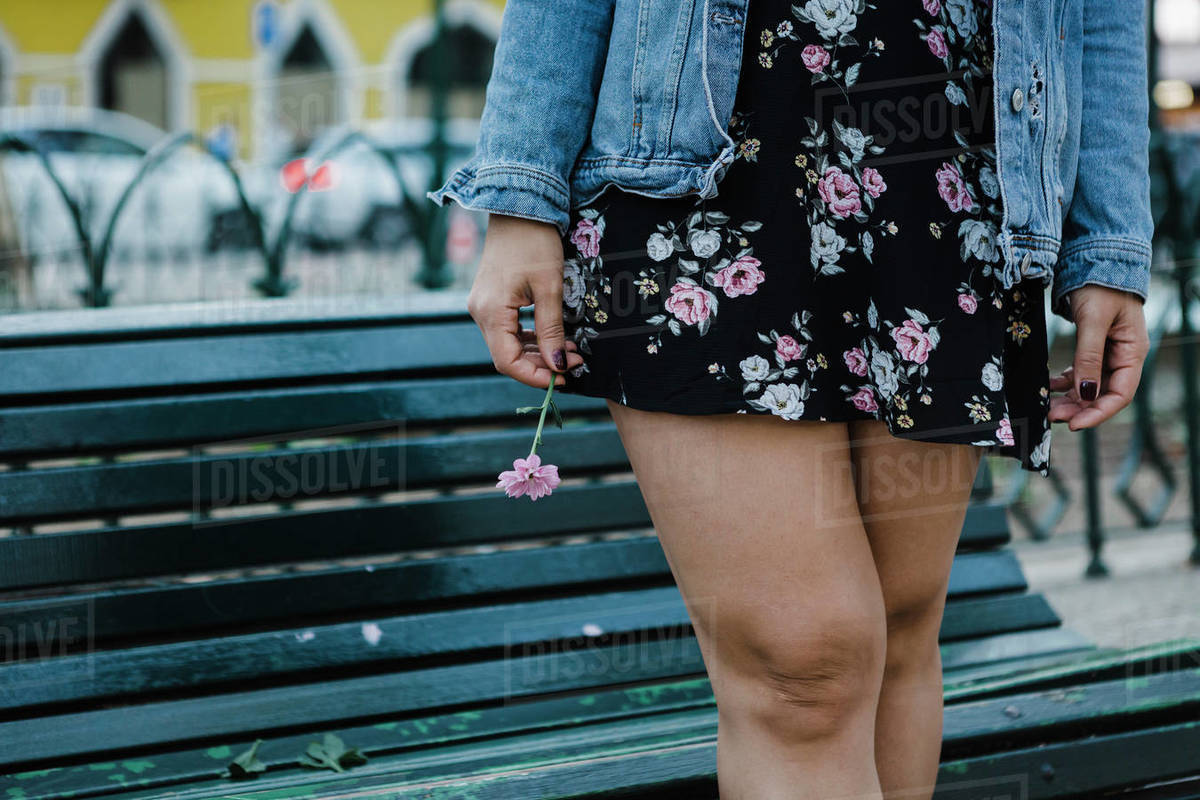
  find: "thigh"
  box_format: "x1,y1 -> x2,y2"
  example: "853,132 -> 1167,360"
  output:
605,401 -> 886,683
847,420 -> 983,624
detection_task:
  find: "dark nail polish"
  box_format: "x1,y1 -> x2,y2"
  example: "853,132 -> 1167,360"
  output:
553,349 -> 566,370
1079,380 -> 1098,401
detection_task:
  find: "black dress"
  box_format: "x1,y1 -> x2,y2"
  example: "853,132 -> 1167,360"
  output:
558,0 -> 1053,475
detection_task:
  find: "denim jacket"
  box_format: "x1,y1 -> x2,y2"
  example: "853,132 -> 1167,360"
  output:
428,0 -> 1153,321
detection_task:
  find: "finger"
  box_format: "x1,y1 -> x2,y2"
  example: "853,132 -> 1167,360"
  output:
1071,306 -> 1114,406
518,329 -> 580,353
479,304 -> 560,389
530,271 -> 569,373
1048,395 -> 1083,423
1067,361 -> 1142,430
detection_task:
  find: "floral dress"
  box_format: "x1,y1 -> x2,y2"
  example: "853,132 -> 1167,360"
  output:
559,0 -> 1053,474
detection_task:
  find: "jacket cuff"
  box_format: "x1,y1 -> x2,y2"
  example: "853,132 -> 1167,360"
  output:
427,160 -> 572,236
1050,237 -> 1152,322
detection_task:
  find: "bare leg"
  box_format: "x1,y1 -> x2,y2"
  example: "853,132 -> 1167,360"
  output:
847,420 -> 983,799
606,401 -> 887,800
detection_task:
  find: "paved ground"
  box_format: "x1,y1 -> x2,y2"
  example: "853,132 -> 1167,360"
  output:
1012,522 -> 1199,650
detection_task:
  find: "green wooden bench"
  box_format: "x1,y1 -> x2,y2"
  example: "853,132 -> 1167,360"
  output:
1,298 -> 1198,800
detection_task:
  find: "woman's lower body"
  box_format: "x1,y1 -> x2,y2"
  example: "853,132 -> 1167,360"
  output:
559,1 -> 1047,797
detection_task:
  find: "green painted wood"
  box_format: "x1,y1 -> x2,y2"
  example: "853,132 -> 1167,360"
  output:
0,534 -> 667,649
0,563 -> 1053,712
943,639 -> 1200,703
0,296 -> 474,345
0,423 -> 631,523
0,639 -> 709,769
0,680 -> 716,800
941,667 -> 1200,757
941,628 -> 1097,681
0,322 -> 492,399
0,481 -> 651,590
0,585 -> 693,711
0,376 -> 608,458
7,643 -> 1195,799
0,545 -> 1030,656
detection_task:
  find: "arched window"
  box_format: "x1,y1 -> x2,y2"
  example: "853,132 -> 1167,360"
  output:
405,24 -> 494,119
98,12 -> 168,129
277,24 -> 339,156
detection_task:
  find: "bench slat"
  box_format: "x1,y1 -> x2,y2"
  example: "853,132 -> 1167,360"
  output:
0,587 -> 1062,716
0,544 -> 1025,653
12,642 -> 1198,800
0,482 -> 650,590
0,639 -> 709,769
0,423 -> 632,523
0,322 -> 491,399
0,376 -> 609,458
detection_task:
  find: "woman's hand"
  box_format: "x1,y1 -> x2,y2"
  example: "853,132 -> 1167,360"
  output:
1048,285 -> 1150,431
466,213 -> 584,389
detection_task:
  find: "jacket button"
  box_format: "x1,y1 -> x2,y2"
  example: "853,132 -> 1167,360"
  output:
1011,87 -> 1025,113
1020,252 -> 1033,272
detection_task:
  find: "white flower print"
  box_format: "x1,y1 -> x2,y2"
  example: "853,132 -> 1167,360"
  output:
740,355 -> 772,382
981,359 -> 1004,391
646,232 -> 672,261
802,0 -> 859,39
758,383 -> 806,419
689,228 -> 722,258
946,0 -> 979,38
960,219 -> 1000,263
869,349 -> 900,401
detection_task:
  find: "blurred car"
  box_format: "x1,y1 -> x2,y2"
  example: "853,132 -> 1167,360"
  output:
206,118 -> 487,255
0,106 -> 231,262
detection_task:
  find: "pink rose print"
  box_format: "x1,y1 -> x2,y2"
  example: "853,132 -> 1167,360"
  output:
664,283 -> 716,326
570,219 -> 602,258
861,167 -> 887,199
850,388 -> 879,413
801,44 -> 832,73
817,167 -> 863,219
776,335 -> 804,362
957,292 -> 978,314
713,256 -> 766,298
997,417 -> 1015,446
923,0 -> 942,15
936,161 -> 975,213
843,347 -> 869,376
927,28 -> 949,59
892,319 -> 934,364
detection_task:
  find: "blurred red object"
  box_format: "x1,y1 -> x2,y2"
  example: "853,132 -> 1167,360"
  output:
280,158 -> 338,193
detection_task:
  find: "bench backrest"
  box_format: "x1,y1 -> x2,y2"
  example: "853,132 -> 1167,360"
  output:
0,300 -> 1068,772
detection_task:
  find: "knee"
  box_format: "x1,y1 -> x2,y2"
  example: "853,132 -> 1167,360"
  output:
719,609 -> 886,741
883,591 -> 947,678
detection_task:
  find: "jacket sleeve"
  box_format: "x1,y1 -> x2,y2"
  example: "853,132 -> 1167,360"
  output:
426,0 -> 616,236
1051,0 -> 1154,321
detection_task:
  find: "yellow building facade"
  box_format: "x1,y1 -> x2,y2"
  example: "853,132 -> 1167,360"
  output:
0,0 -> 502,158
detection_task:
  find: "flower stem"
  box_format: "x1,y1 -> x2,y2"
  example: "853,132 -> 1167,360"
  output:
529,377 -> 557,458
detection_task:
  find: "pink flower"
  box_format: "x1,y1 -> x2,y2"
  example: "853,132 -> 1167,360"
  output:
861,167 -> 887,199
801,44 -> 831,73
936,161 -> 975,212
927,28 -> 949,59
843,347 -> 869,376
850,387 -> 879,413
570,219 -> 602,258
776,335 -> 804,361
957,292 -> 978,314
496,453 -> 561,501
664,283 -> 717,325
923,0 -> 941,15
712,256 -> 766,298
817,167 -> 862,219
892,319 -> 934,364
996,417 -> 1015,446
